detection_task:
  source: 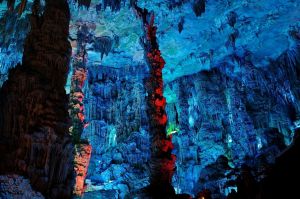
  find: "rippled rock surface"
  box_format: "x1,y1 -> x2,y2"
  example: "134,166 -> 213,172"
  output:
0,0 -> 75,198
0,175 -> 45,199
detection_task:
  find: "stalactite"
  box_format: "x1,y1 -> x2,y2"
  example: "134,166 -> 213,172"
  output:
75,0 -> 92,8
103,0 -> 123,12
93,36 -> 113,60
227,11 -> 238,28
167,0 -> 189,10
178,16 -> 184,33
192,0 -> 205,17
132,2 -> 177,198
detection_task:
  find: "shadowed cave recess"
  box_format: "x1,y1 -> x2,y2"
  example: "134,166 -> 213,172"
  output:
0,0 -> 300,199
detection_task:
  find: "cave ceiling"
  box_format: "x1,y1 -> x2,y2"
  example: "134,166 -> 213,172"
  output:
1,0 -> 299,84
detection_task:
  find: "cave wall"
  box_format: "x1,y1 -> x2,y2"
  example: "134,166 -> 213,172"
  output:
0,1 -> 31,86
69,1 -> 300,197
83,64 -> 149,148
81,64 -> 151,197
165,33 -> 300,197
0,0 -> 75,198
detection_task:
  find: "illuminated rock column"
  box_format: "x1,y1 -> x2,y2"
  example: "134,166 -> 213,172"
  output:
69,24 -> 90,142
133,4 -> 176,197
69,24 -> 92,195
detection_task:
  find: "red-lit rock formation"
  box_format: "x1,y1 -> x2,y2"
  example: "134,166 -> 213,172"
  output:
74,144 -> 92,195
0,0 -> 75,198
69,24 -> 92,196
69,24 -> 89,143
133,3 -> 177,198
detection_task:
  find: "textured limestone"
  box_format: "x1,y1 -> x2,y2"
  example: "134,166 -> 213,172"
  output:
74,144 -> 92,195
81,65 -> 150,197
166,28 -> 300,197
0,175 -> 45,199
0,0 -> 299,198
0,0 -> 75,198
82,64 -> 149,149
0,3 -> 31,86
86,131 -> 150,198
69,23 -> 93,196
133,3 -> 177,198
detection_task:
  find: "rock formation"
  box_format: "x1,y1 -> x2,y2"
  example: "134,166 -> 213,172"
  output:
81,64 -> 151,197
166,26 -> 300,197
69,24 -> 89,143
0,0 -> 75,198
69,23 -> 92,196
133,3 -> 177,198
0,4 -> 31,86
0,175 -> 45,199
192,0 -> 205,17
74,144 -> 92,196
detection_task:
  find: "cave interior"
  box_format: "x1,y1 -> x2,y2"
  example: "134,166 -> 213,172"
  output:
0,0 -> 300,199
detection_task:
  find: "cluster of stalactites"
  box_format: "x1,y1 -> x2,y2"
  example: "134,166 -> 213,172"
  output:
74,0 -> 91,8
71,0 -> 124,11
102,0 -> 125,12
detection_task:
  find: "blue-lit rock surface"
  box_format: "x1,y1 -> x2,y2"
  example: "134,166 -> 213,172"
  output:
0,0 -> 300,198
68,1 -> 144,70
0,1 -> 31,86
81,65 -> 151,197
137,0 -> 300,82
165,40 -> 300,196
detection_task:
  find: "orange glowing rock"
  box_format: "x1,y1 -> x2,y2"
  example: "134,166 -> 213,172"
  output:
77,112 -> 85,122
74,144 -> 92,196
